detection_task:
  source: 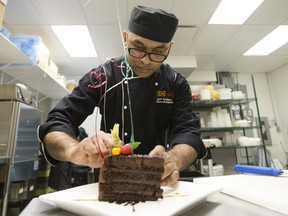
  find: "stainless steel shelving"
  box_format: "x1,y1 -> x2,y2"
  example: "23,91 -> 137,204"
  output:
194,76 -> 269,168
0,34 -> 69,100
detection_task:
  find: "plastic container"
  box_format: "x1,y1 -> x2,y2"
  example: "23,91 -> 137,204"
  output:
200,89 -> 211,100
232,91 -> 245,99
237,136 -> 261,146
203,164 -> 224,176
218,88 -> 232,99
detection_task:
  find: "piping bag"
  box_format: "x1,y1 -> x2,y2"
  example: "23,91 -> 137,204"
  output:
234,165 -> 288,176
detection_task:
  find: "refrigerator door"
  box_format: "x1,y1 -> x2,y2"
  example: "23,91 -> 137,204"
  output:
13,102 -> 42,163
0,101 -> 42,163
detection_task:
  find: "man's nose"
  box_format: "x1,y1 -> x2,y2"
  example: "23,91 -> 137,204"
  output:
141,54 -> 150,64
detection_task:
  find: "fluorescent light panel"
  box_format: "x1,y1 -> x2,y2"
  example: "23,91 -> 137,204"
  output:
243,25 -> 288,56
51,25 -> 97,57
209,0 -> 264,25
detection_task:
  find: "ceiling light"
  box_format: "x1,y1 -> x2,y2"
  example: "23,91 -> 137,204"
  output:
243,25 -> 288,56
51,25 -> 97,57
209,0 -> 264,25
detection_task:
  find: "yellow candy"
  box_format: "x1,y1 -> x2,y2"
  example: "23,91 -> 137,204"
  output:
112,147 -> 121,155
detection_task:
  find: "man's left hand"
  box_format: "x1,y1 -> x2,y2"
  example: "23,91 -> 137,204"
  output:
149,145 -> 179,186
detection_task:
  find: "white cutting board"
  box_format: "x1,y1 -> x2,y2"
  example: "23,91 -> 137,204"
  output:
194,174 -> 288,215
39,181 -> 221,216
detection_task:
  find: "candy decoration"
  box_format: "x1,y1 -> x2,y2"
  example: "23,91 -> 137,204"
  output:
110,123 -> 141,155
120,144 -> 131,155
111,124 -> 122,147
112,147 -> 121,155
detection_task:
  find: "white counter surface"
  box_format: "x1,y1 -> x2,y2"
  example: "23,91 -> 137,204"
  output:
194,174 -> 288,215
20,174 -> 288,216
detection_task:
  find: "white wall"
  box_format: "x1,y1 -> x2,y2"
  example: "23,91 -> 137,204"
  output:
268,65 -> 288,166
237,73 -> 288,166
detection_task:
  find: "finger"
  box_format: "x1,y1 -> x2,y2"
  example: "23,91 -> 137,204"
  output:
161,170 -> 179,186
149,145 -> 165,157
162,160 -> 178,179
80,137 -> 98,154
91,134 -> 110,157
80,136 -> 109,167
95,131 -> 114,154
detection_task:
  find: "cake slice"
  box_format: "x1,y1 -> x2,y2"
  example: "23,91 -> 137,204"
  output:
98,155 -> 164,203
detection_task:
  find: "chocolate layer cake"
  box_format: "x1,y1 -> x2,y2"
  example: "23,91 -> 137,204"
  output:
98,155 -> 164,203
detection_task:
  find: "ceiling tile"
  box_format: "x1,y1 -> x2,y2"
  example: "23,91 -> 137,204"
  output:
89,25 -> 124,56
243,56 -> 288,73
170,42 -> 193,55
218,25 -> 278,56
192,25 -> 239,55
4,0 -> 45,24
82,0 -> 128,24
174,26 -> 198,42
246,0 -> 288,25
32,0 -> 86,24
172,0 -> 221,25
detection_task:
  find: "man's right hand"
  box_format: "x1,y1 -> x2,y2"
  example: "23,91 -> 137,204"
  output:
44,131 -> 114,168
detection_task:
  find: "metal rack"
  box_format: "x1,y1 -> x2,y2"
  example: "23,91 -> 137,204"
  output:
193,75 -> 269,176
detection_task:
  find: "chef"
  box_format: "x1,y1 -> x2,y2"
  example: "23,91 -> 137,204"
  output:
38,5 -> 206,186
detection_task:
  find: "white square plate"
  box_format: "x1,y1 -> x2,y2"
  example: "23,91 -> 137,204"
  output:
39,181 -> 221,216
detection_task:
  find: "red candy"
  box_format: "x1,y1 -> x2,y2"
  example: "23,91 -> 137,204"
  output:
120,144 -> 132,155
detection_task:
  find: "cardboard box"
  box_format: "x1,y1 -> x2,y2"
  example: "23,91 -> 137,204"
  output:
46,58 -> 59,78
0,3 -> 5,29
37,41 -> 50,70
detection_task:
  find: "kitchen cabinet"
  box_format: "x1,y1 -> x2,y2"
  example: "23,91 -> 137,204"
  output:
193,75 -> 269,174
0,34 -> 69,101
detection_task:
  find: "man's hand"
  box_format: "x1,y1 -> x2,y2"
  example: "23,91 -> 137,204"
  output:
149,145 -> 179,186
44,131 -> 114,168
149,144 -> 198,186
68,131 -> 114,167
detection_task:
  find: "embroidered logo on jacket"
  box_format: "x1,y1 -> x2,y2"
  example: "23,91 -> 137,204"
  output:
156,91 -> 174,104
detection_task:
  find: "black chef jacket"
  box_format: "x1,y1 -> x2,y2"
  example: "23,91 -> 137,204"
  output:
38,57 -> 206,165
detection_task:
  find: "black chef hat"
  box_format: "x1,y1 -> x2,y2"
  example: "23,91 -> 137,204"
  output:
128,5 -> 179,43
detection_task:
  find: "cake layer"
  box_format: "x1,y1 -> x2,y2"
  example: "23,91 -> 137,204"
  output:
104,154 -> 165,169
101,169 -> 162,185
99,193 -> 161,203
99,182 -> 163,197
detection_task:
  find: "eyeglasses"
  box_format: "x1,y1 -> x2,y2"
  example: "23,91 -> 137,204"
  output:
128,47 -> 169,63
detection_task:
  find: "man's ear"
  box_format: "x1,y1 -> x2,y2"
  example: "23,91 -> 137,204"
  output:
123,31 -> 128,47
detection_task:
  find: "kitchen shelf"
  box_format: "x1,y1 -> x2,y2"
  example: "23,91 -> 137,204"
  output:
0,34 -> 69,100
201,126 -> 260,132
193,98 -> 256,108
196,75 -> 269,169
212,145 -> 262,149
0,35 -> 30,66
